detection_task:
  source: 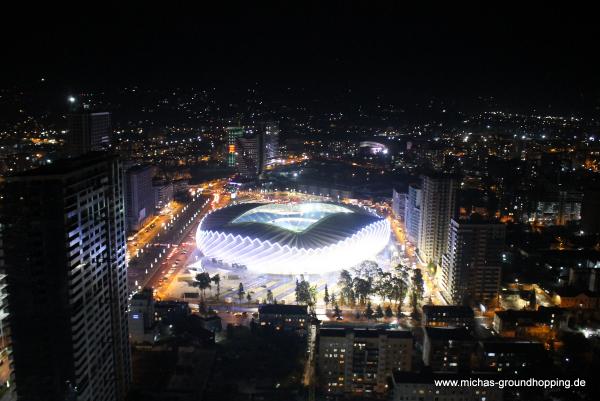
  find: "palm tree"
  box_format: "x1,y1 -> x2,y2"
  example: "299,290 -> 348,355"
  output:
194,272 -> 212,301
211,274 -> 221,300
237,282 -> 245,304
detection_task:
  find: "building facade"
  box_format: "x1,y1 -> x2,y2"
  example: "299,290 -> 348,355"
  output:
422,328 -> 475,372
422,305 -> 475,331
392,187 -> 407,221
152,180 -> 173,211
417,174 -> 457,267
66,111 -> 111,156
125,165 -> 155,231
0,153 -> 131,401
235,134 -> 263,178
226,127 -> 244,168
258,304 -> 308,330
441,217 -> 505,305
318,328 -> 412,396
404,184 -> 421,245
129,288 -> 156,344
262,121 -> 280,167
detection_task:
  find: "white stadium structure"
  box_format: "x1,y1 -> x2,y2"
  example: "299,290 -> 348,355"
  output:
196,202 -> 390,274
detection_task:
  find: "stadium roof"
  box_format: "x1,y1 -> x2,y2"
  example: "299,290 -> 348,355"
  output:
199,202 -> 383,250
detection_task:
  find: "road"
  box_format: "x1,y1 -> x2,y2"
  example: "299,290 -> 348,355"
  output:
128,193 -> 212,294
128,180 -> 231,297
127,200 -> 185,258
389,216 -> 446,306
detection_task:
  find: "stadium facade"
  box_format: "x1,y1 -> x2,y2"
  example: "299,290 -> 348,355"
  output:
196,202 -> 390,274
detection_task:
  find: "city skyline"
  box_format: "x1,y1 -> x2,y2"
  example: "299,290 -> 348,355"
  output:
0,6 -> 599,401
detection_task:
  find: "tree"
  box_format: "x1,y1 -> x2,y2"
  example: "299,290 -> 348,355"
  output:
365,302 -> 374,320
194,272 -> 212,301
353,277 -> 371,306
374,270 -> 393,303
296,279 -> 312,305
391,269 -> 410,305
411,269 -> 424,314
323,284 -> 330,308
237,282 -> 245,304
330,291 -> 337,305
375,304 -> 384,319
199,299 -> 207,314
353,260 -> 379,280
308,284 -> 318,315
333,303 -> 342,319
338,270 -> 353,306
396,304 -> 403,319
266,289 -> 274,304
347,289 -> 356,307
385,305 -> 393,319
294,279 -> 300,303
211,274 -> 221,300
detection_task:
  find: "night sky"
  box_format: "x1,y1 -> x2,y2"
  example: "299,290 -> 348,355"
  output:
2,4 -> 599,113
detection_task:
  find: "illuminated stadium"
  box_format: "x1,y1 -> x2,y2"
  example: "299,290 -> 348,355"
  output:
196,202 -> 390,274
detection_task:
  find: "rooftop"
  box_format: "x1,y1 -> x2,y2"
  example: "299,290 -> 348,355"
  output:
424,327 -> 473,341
7,152 -> 117,180
423,305 -> 474,318
480,340 -> 545,354
258,304 -> 308,316
320,327 -> 412,339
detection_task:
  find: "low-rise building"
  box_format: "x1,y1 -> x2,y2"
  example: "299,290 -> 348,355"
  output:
422,305 -> 475,331
258,304 -> 308,330
554,288 -> 600,309
422,328 -> 475,373
129,288 -> 157,343
318,327 -> 413,396
493,307 -> 564,341
477,340 -> 548,375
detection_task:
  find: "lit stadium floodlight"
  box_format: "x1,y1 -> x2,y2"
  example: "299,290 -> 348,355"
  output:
196,202 -> 390,274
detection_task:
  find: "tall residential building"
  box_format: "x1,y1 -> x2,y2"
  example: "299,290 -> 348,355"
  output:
404,184 -> 421,244
318,328 -> 412,396
391,187 -> 406,221
125,165 -> 155,231
66,111 -> 112,156
0,231 -> 9,370
0,153 -> 131,401
262,121 -> 280,167
441,216 -> 505,305
152,180 -> 174,211
235,134 -> 263,178
226,127 -> 244,168
417,174 -> 457,267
